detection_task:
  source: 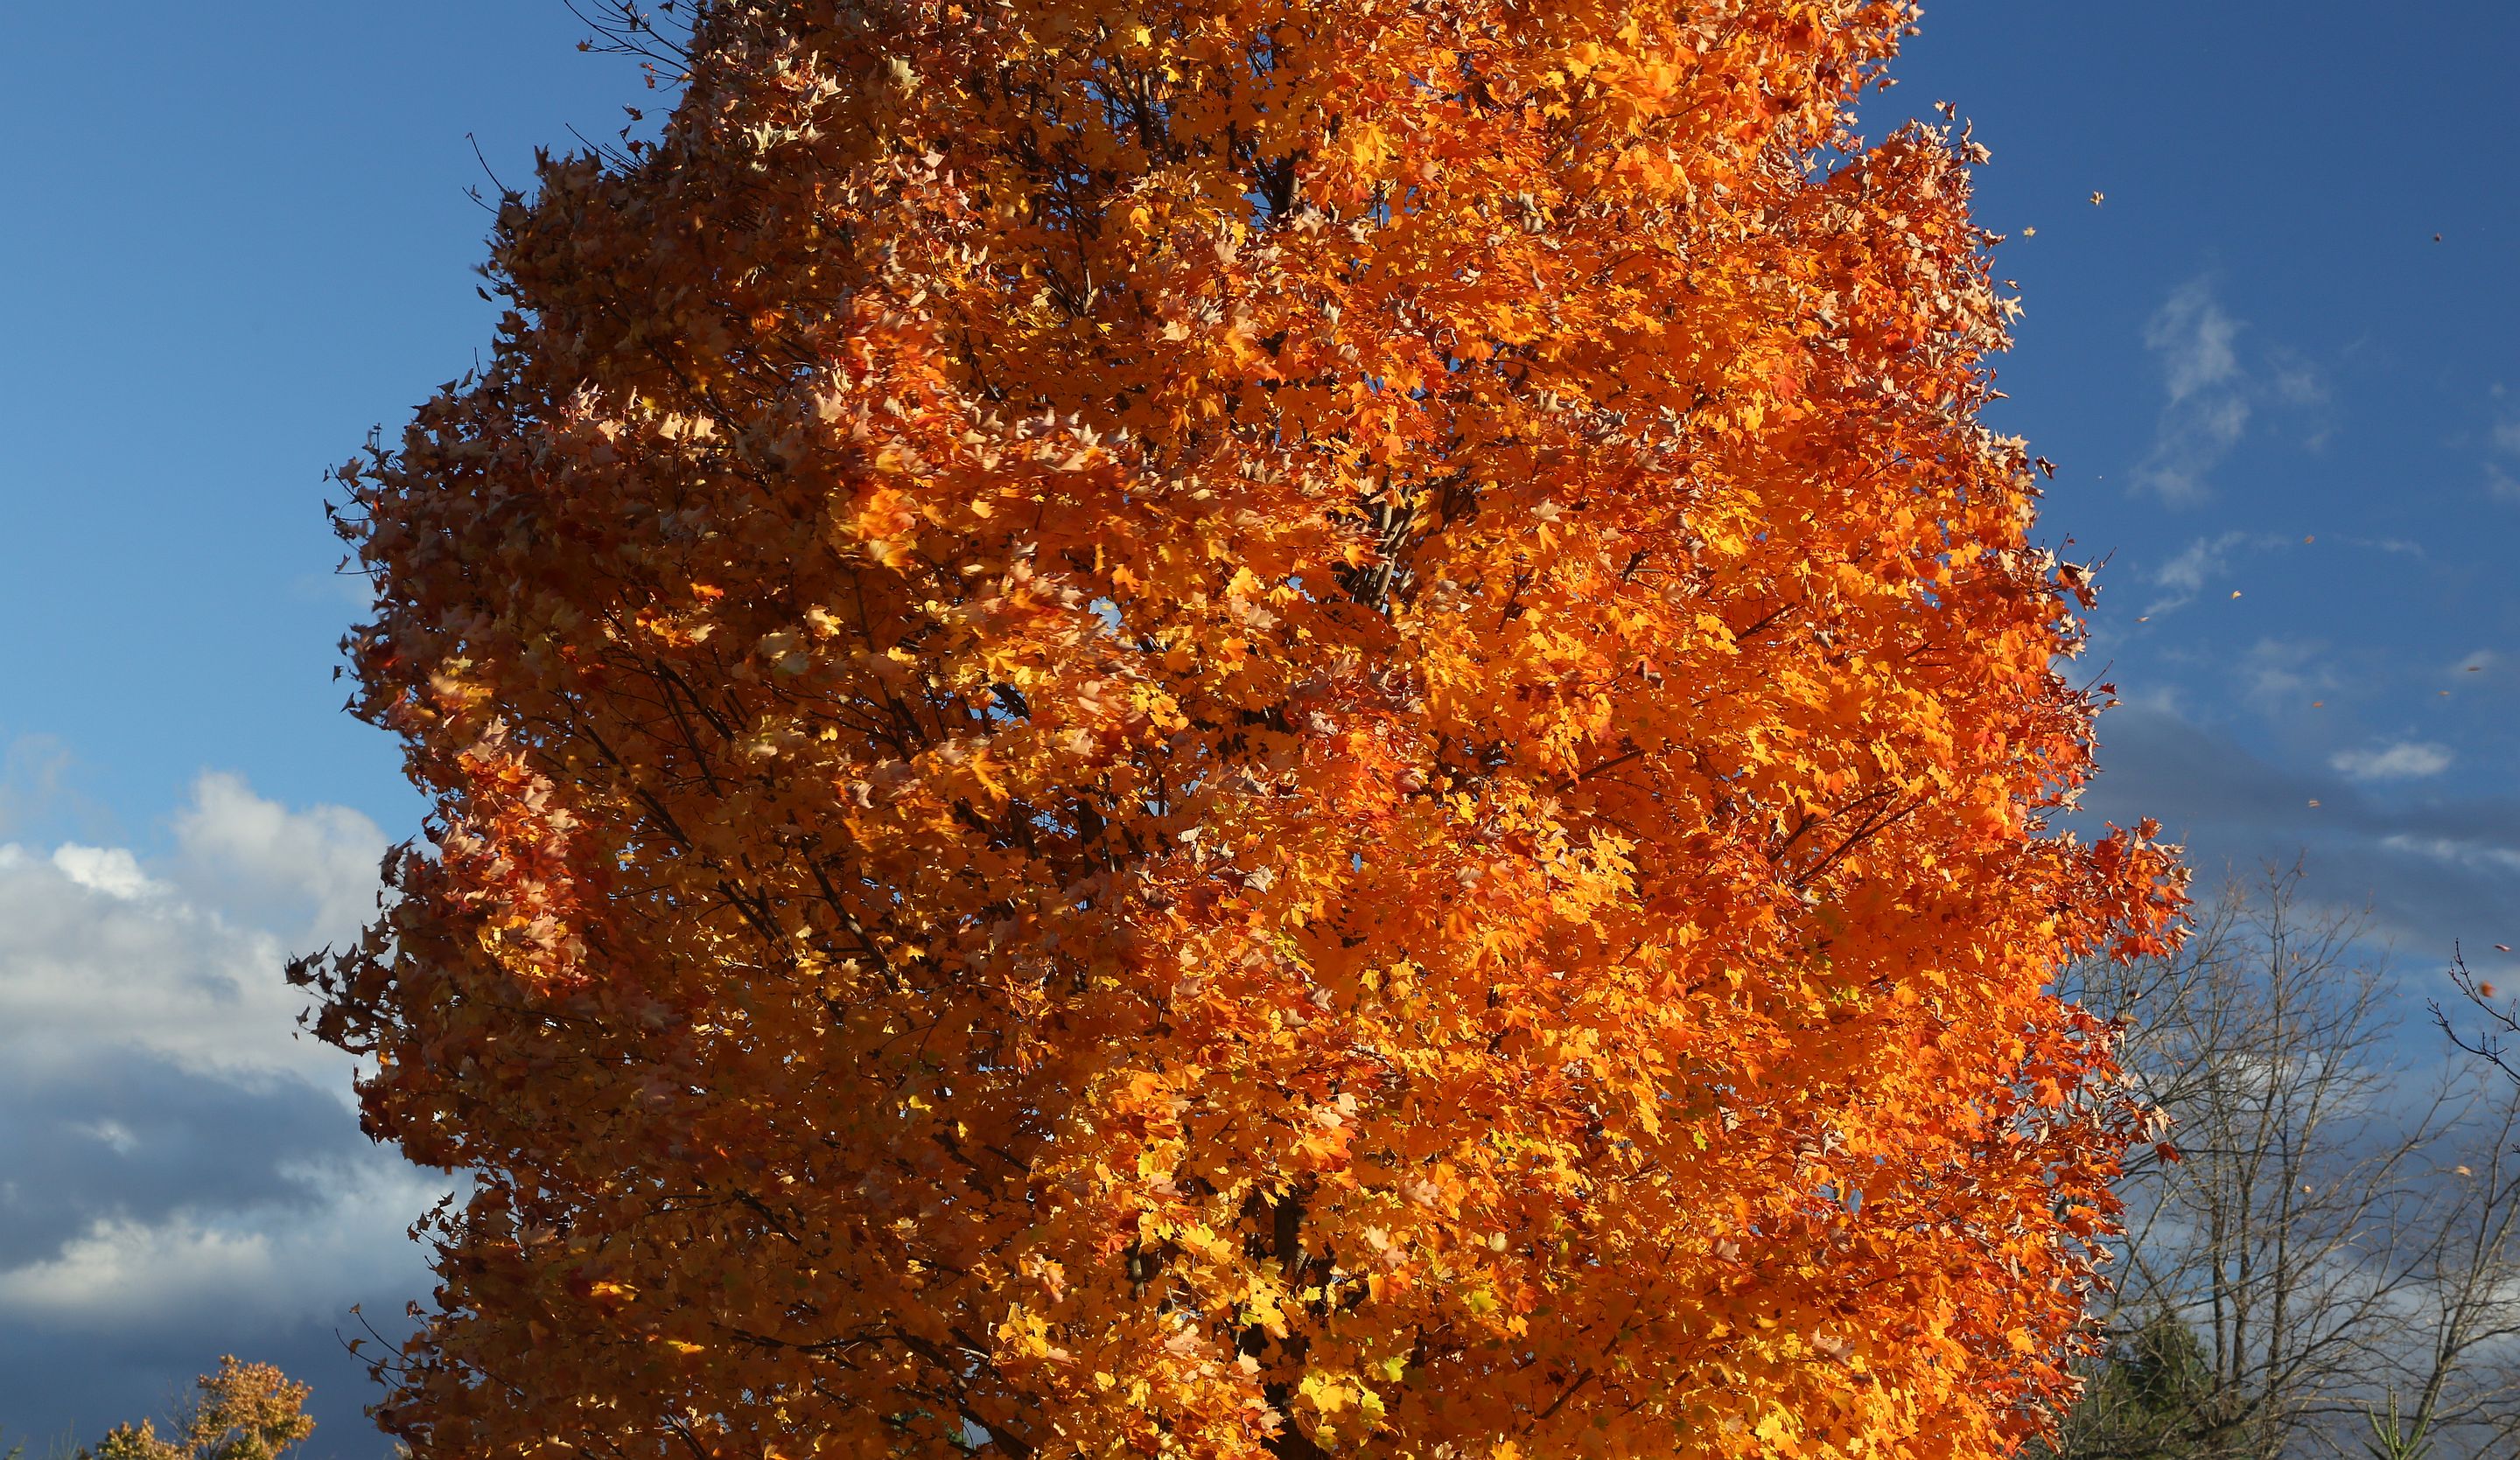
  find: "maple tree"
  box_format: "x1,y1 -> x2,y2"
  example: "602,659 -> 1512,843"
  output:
80,1359 -> 313,1460
307,2 -> 2186,1458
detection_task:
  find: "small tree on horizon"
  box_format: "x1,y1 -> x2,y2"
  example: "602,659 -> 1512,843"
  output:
305,3 -> 2184,1459
74,1359 -> 313,1460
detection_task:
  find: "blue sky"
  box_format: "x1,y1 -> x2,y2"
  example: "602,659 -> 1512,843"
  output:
1881,3 -> 2520,954
1,2 -> 2516,1454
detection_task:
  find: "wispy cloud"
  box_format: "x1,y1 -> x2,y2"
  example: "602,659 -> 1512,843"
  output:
2332,740 -> 2456,781
2487,385 -> 2520,502
2147,530 -> 2286,613
2137,282 -> 2252,502
2143,532 -> 2418,618
2237,638 -> 2339,711
2152,281 -> 2244,403
2076,705 -> 2520,964
0,735 -> 101,843
2337,534 -> 2425,558
2134,281 -> 2328,504
2379,833 -> 2520,877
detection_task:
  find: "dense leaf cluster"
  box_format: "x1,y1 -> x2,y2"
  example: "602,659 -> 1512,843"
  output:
306,3 -> 2184,1458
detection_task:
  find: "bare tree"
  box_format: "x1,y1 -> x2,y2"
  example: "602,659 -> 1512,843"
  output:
2052,864 -> 2520,1459
2370,1088 -> 2520,1457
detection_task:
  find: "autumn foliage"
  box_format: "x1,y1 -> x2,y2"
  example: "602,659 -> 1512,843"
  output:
308,2 -> 2185,1458
81,1359 -> 313,1460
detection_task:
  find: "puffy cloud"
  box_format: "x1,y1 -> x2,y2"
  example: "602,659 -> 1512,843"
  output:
2331,741 -> 2456,781
0,776 -> 430,1458
1,855 -> 331,1088
48,845 -> 157,901
0,1159 -> 441,1331
169,772 -> 389,948
0,1058 -> 360,1270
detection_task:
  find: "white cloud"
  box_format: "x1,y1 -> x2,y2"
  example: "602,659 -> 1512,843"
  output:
0,1219 -> 291,1329
0,777 -> 388,1086
2152,281 -> 2243,405
2132,281 -> 2330,504
170,771 -> 388,948
1,851 -> 325,1086
0,1161 -> 440,1332
49,846 -> 158,901
2148,529 -> 2283,613
2332,741 -> 2456,781
2137,282 -> 2252,503
2381,833 -> 2520,877
0,774 -> 432,1346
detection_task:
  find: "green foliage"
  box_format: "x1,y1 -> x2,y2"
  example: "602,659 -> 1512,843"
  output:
2032,1309 -> 2218,1460
2358,1394 -> 2432,1460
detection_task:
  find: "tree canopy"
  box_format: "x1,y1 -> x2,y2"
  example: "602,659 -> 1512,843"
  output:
307,3 -> 2185,1458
